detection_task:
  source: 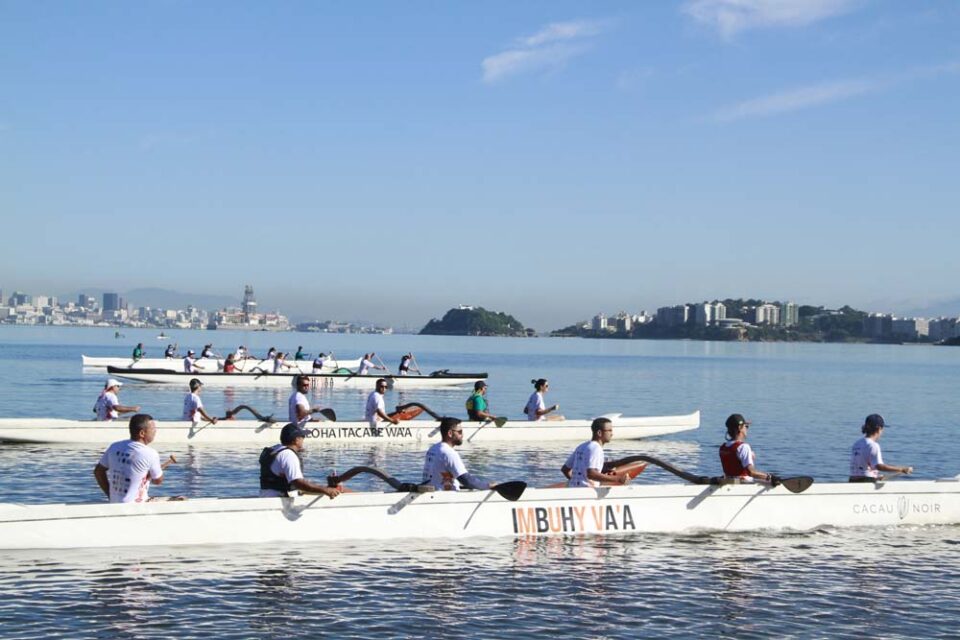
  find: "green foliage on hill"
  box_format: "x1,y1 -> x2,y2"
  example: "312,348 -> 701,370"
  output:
420,307 -> 527,337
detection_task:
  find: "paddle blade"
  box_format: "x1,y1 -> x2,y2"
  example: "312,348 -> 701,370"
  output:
389,405 -> 424,421
493,416 -> 508,428
781,476 -> 814,493
494,481 -> 526,502
319,408 -> 337,422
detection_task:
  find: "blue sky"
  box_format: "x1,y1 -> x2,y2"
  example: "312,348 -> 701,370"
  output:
2,1 -> 958,329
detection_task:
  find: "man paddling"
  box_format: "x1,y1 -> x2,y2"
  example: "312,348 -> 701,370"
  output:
93,413 -> 166,503
183,378 -> 218,424
132,343 -> 145,362
365,378 -> 400,428
94,378 -> 141,421
465,381 -> 497,422
288,375 -> 329,426
422,417 -> 495,491
561,417 -> 631,487
259,423 -> 340,499
719,413 -> 780,485
849,414 -> 914,482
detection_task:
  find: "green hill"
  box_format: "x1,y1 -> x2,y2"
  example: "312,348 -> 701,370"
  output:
420,307 -> 526,336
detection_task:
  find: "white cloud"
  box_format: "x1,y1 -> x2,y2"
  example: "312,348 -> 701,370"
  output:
482,19 -> 609,84
519,20 -> 607,48
683,0 -> 864,39
713,79 -> 881,121
711,60 -> 960,122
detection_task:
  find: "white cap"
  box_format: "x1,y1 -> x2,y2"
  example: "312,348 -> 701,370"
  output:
106,378 -> 123,389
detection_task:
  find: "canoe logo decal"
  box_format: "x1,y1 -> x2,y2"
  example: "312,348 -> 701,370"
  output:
511,504 -> 635,535
897,496 -> 909,520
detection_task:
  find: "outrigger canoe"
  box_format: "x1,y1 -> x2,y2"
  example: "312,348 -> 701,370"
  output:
105,366 -> 486,389
1,475 -> 957,550
82,355 -> 361,373
0,410 -> 699,444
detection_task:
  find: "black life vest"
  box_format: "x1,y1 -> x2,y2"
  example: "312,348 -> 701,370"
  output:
259,446 -> 304,495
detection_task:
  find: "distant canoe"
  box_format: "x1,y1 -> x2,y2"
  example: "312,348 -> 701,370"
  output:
0,411 -> 699,444
106,366 -> 486,389
82,355 -> 360,373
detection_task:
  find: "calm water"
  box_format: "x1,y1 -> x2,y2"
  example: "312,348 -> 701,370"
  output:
1,326 -> 958,638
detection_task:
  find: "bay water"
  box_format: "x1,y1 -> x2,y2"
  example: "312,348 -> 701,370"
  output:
0,326 -> 957,638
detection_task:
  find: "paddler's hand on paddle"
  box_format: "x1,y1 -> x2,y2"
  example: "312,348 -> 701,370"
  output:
161,454 -> 177,470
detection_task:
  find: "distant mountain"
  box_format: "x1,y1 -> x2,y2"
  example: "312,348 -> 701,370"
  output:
60,287 -> 239,311
901,297 -> 960,319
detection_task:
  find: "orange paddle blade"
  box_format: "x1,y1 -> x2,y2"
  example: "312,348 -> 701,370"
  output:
388,406 -> 424,421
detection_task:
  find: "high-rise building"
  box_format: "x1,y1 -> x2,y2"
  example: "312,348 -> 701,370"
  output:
863,313 -> 893,339
780,301 -> 799,327
694,302 -> 727,326
242,284 -> 257,321
754,303 -> 780,325
592,313 -> 607,331
657,305 -> 691,327
102,293 -> 120,312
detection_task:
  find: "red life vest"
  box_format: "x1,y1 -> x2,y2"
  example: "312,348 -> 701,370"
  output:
719,441 -> 752,478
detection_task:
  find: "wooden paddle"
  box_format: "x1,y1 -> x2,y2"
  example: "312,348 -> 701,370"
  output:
390,402 -> 442,420
223,404 -> 276,422
611,455 -> 814,494
316,408 -> 337,421
161,455 -> 177,470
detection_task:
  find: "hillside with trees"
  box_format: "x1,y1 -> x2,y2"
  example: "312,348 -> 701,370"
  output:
420,307 -> 527,336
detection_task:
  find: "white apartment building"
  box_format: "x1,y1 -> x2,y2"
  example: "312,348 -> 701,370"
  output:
780,301 -> 799,327
754,303 -> 780,325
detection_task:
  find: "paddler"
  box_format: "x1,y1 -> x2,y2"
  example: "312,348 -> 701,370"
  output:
398,352 -> 414,376
422,417 -> 494,491
182,378 -> 217,424
849,414 -> 914,482
294,346 -> 306,361
94,378 -> 141,421
132,343 -> 145,362
312,352 -> 327,372
364,378 -> 400,428
523,378 -> 564,421
465,381 -> 496,422
357,352 -> 386,376
561,418 -> 630,487
183,350 -> 202,373
719,413 -> 780,485
93,414 -> 167,503
288,375 -> 329,426
259,423 -> 340,499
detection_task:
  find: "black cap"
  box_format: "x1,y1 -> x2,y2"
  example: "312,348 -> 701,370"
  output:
865,414 -> 885,429
725,413 -> 750,431
474,380 -> 487,390
280,423 -> 311,444
189,378 -> 203,391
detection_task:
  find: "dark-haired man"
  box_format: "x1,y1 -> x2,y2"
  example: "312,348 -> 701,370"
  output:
365,378 -> 399,428
93,414 -> 165,503
465,381 -> 497,422
561,417 -> 630,487
422,417 -> 493,491
259,423 -> 340,499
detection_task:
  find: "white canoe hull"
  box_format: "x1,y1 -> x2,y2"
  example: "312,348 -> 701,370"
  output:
0,411 -> 699,444
105,367 -> 485,389
1,479 -> 957,550
82,355 -> 360,373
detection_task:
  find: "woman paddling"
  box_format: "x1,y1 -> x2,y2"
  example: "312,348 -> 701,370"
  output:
849,414 -> 913,482
719,413 -> 779,484
523,378 -> 564,421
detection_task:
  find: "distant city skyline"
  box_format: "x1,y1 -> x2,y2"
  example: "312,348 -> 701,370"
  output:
3,2 -> 959,330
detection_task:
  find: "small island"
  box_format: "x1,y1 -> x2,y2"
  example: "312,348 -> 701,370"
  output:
420,306 -> 529,337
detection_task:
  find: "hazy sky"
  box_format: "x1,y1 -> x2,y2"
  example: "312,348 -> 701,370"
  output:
2,1 -> 958,330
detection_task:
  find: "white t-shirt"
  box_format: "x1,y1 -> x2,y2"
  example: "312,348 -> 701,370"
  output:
565,440 -> 605,487
364,391 -> 385,427
289,391 -> 311,425
524,391 -> 546,421
237,347 -> 247,359
259,446 -> 305,497
183,356 -> 196,373
358,358 -> 374,375
98,440 -> 163,503
422,442 -> 468,491
850,436 -> 883,478
96,391 -> 120,421
182,392 -> 203,421
312,357 -> 325,370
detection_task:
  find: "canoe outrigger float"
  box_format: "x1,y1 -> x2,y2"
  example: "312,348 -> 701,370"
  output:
0,406 -> 700,444
82,355 -> 361,373
1,457 -> 956,550
105,366 -> 485,389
